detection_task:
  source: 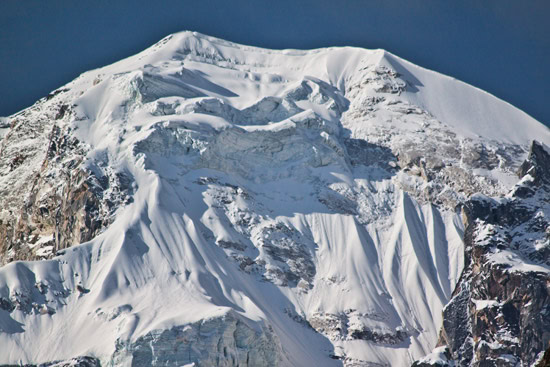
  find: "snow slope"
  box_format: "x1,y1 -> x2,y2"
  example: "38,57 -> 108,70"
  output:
0,31 -> 548,366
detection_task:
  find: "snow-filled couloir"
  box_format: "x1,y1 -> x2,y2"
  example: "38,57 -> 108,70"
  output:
0,31 -> 549,366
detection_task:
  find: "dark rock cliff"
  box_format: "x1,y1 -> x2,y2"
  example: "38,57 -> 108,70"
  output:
416,140 -> 550,366
0,96 -> 130,265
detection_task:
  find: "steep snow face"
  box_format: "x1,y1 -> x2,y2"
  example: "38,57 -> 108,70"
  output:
0,31 -> 548,367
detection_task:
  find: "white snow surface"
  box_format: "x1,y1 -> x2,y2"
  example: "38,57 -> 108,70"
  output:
0,31 -> 549,366
415,346 -> 454,366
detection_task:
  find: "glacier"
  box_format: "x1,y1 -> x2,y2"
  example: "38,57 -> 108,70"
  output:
0,31 -> 549,366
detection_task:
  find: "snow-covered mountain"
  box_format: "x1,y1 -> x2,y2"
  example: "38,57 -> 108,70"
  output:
0,31 -> 549,367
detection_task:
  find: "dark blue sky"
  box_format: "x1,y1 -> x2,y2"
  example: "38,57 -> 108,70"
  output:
1,1 -> 549,126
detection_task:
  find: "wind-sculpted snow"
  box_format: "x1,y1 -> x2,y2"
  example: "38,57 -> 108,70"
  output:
0,31 -> 549,366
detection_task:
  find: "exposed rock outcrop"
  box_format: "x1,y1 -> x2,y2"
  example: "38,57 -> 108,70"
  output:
0,97 -> 132,265
0,356 -> 100,367
418,140 -> 550,367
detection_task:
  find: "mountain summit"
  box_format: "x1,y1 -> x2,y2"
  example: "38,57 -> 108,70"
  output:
0,31 -> 549,367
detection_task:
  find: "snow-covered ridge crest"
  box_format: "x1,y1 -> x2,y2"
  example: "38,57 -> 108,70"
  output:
0,31 -> 548,366
88,30 -> 549,145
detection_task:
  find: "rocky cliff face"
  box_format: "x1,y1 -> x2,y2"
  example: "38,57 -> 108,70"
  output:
414,141 -> 550,366
0,92 -> 132,265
